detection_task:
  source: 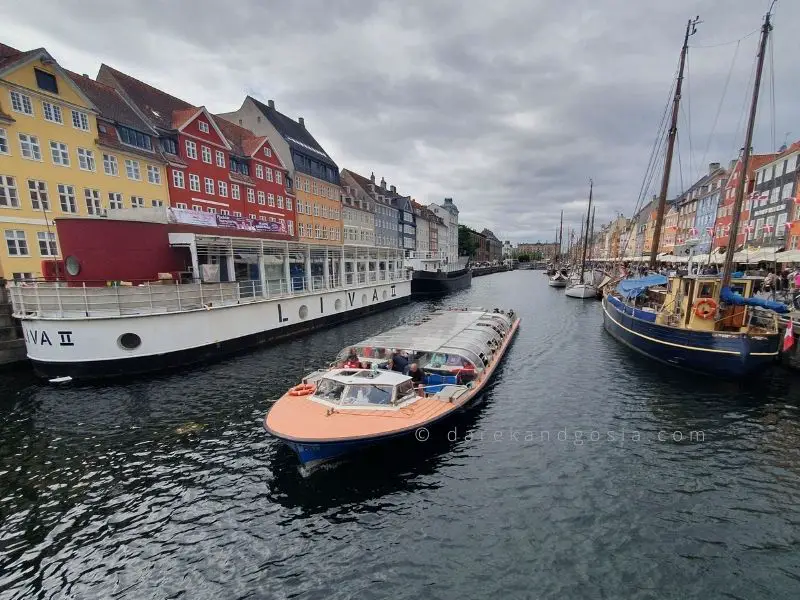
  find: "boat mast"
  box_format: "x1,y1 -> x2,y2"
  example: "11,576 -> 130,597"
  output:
558,210 -> 563,261
579,180 -> 593,284
721,8 -> 772,289
649,16 -> 701,269
588,206 -> 596,263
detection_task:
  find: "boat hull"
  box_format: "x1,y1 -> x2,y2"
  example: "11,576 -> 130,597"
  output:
548,276 -> 568,288
565,283 -> 597,299
23,281 -> 411,380
269,317 -> 520,466
411,268 -> 472,297
602,295 -> 779,377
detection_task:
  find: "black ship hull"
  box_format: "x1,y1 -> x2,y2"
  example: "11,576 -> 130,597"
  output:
411,268 -> 472,297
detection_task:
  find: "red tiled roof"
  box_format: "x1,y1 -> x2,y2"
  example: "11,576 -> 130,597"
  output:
171,107 -> 200,130
66,70 -> 153,132
97,64 -> 194,130
0,44 -> 43,73
229,171 -> 256,187
213,116 -> 253,156
242,136 -> 269,158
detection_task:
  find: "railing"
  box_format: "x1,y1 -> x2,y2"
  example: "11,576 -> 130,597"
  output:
9,270 -> 411,319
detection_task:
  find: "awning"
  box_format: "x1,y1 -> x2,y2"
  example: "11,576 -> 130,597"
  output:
733,246 -> 781,263
616,274 -> 669,299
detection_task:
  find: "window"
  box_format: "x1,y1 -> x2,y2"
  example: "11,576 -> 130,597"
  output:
77,148 -> 95,171
71,110 -> 90,132
204,177 -> 215,194
131,196 -> 144,208
288,220 -> 294,236
152,199 -> 164,207
10,91 -> 33,115
255,164 -> 263,179
249,213 -> 256,220
207,207 -> 217,214
234,211 -> 242,217
198,121 -> 209,133
58,184 -> 77,213
147,165 -> 161,184
125,159 -> 141,180
27,180 -> 49,210
0,128 -> 7,154
0,175 -> 19,207
201,145 -> 211,164
34,68 -> 58,93
263,147 -> 271,157
172,169 -> 185,188
267,193 -> 275,206
257,191 -> 265,205
215,150 -> 225,168
247,188 -> 255,203
108,192 -> 123,209
103,153 -> 118,176
315,225 -> 322,239
185,140 -> 197,160
304,179 -> 310,193
286,198 -> 292,211
42,101 -> 62,124
175,202 -> 188,209
189,174 -> 200,192
12,272 -> 33,281
776,213 -> 787,237
313,181 -> 319,195
313,203 -> 319,217
84,188 -> 102,215
193,205 -> 203,212
5,230 -> 28,256
220,209 -> 229,216
231,185 -> 240,200
277,196 -> 283,209
276,171 -> 282,185
218,181 -> 228,197
259,215 -> 266,222
18,134 -> 41,160
50,141 -> 70,166
265,167 -> 273,182
161,138 -> 177,155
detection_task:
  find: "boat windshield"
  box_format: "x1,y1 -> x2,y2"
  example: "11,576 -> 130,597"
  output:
340,384 -> 394,406
314,378 -> 346,402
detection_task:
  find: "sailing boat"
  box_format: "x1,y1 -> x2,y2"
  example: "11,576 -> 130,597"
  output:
601,10 -> 787,377
566,181 -> 597,298
548,210 -> 569,287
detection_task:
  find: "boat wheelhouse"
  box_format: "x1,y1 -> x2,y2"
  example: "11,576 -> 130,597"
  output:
265,307 -> 520,466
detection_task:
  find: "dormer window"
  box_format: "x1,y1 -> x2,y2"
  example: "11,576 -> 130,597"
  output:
34,68 -> 58,94
263,147 -> 271,157
198,121 -> 209,133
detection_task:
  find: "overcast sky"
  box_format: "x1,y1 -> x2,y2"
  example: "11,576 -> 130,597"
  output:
2,0 -> 797,242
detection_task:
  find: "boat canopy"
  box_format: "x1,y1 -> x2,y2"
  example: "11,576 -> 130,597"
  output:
312,369 -> 417,409
343,309 -> 513,371
615,274 -> 668,299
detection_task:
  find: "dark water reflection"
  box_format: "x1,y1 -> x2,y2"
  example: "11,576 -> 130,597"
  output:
1,271 -> 800,599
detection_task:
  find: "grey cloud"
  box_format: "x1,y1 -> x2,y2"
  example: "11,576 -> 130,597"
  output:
3,0 -> 798,241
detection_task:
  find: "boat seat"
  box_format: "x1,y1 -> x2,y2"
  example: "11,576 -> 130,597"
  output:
424,374 -> 458,394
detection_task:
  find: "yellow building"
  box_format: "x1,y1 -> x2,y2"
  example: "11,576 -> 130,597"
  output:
0,43 -> 169,280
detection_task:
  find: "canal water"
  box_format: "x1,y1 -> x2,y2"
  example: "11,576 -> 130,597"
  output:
1,271 -> 799,599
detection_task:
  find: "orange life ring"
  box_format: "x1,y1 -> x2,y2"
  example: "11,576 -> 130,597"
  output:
288,383 -> 317,396
693,298 -> 717,319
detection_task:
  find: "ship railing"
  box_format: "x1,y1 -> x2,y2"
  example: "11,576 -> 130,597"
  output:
9,272 -> 411,318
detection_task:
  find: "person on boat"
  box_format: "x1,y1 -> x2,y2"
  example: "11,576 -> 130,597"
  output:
408,363 -> 424,392
343,348 -> 361,368
389,351 -> 408,373
763,269 -> 777,299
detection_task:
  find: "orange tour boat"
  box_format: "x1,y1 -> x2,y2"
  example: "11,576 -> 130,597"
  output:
264,307 -> 520,466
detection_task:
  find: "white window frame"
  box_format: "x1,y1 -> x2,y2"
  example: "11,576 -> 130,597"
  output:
267,193 -> 275,207
172,169 -> 185,188
147,165 -> 161,184
125,159 -> 141,180
108,192 -> 123,210
247,188 -> 255,203
198,121 -> 210,133
265,167 -> 273,182
50,141 -> 70,166
0,175 -> 20,208
175,202 -> 188,209
0,127 -> 8,155
152,199 -> 164,208
218,180 -> 228,197
42,101 -> 63,124
131,196 -> 145,208
5,229 -> 29,256
231,184 -> 240,200
185,140 -> 197,160
204,177 -> 215,194
201,145 -> 211,164
84,188 -> 102,215
10,91 -> 33,115
27,179 -> 49,211
215,150 -> 225,168
257,191 -> 265,205
71,110 -> 90,131
276,171 -> 282,185
77,147 -> 95,171
103,153 -> 118,176
189,174 -> 200,192
58,184 -> 77,213
18,133 -> 41,161
255,164 -> 263,179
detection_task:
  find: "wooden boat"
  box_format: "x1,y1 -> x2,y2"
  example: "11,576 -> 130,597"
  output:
566,182 -> 598,299
548,270 -> 569,287
603,9 -> 786,377
264,307 -> 520,466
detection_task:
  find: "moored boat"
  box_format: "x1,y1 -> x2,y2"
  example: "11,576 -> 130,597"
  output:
264,307 -> 520,466
548,270 -> 569,287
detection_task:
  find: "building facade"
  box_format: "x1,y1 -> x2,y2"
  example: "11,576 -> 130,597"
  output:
219,97 -> 342,245
480,228 -> 503,262
690,162 -> 727,254
713,155 -> 770,251
428,198 -> 459,262
746,143 -> 800,249
339,169 -> 375,246
0,44 -> 170,280
340,169 -> 399,248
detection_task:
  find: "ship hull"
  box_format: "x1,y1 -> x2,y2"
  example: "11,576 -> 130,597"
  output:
602,295 -> 779,377
411,268 -> 472,297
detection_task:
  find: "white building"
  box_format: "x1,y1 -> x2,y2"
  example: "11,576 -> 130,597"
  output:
429,197 -> 459,263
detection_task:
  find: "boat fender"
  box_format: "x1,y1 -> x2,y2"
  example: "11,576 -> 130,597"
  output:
289,383 -> 317,396
693,298 -> 717,319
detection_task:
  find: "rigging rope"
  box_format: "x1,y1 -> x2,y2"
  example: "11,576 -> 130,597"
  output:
690,27 -> 759,48
699,40 -> 741,178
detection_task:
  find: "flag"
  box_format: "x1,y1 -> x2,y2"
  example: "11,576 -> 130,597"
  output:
705,227 -> 714,236
764,223 -> 774,233
689,227 -> 698,237
759,192 -> 769,199
784,319 -> 795,352
785,221 -> 793,229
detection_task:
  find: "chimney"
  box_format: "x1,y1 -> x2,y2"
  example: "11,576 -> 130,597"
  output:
444,197 -> 453,205
380,177 -> 386,189
390,185 -> 396,193
709,162 -> 720,174
298,117 -> 305,128
268,99 -> 275,109
370,172 -> 375,184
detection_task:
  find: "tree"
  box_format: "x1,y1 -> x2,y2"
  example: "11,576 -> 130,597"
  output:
458,224 -> 478,257
517,253 -> 531,262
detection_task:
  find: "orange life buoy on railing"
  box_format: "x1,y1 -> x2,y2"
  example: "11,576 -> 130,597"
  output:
693,298 -> 718,319
288,383 -> 317,396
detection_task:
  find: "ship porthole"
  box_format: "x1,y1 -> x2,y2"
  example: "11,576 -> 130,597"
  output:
299,304 -> 308,320
335,299 -> 343,311
383,290 -> 388,300
118,333 -> 141,350
362,294 -> 368,305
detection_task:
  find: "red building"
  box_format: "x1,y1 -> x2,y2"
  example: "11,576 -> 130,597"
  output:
714,154 -> 772,250
96,65 -> 295,239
